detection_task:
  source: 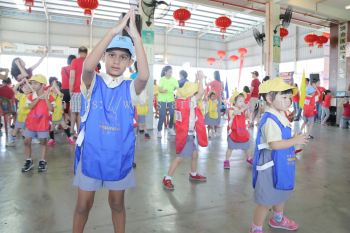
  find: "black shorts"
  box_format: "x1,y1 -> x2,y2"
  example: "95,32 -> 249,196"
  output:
62,89 -> 70,103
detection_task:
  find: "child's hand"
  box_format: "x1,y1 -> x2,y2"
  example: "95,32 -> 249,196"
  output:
294,134 -> 308,145
111,9 -> 132,36
196,71 -> 204,81
125,8 -> 140,40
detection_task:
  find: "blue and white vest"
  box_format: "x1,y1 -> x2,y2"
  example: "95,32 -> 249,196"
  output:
252,112 -> 296,190
74,74 -> 135,181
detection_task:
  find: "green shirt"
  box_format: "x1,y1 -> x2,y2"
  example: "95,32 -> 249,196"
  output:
157,76 -> 179,102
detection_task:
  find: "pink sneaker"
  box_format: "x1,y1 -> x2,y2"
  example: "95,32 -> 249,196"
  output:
224,160 -> 230,169
47,139 -> 56,146
249,228 -> 263,233
269,216 -> 298,231
67,136 -> 75,145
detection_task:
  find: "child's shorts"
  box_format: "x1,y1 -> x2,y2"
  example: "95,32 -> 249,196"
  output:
227,137 -> 250,150
254,148 -> 292,205
73,161 -> 136,191
205,114 -> 219,126
23,129 -> 49,139
303,116 -> 315,124
138,115 -> 146,124
15,121 -> 25,129
177,135 -> 198,157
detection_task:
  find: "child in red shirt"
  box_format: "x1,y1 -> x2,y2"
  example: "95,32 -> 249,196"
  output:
321,90 -> 332,125
22,74 -> 54,173
340,98 -> 350,129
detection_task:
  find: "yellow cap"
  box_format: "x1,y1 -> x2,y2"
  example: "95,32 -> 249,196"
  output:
229,89 -> 241,103
30,74 -> 47,85
176,82 -> 198,98
259,77 -> 297,95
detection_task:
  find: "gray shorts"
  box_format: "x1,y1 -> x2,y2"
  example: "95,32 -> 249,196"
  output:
73,161 -> 136,191
205,114 -> 219,126
177,135 -> 198,157
227,137 -> 250,151
23,129 -> 49,139
71,93 -> 81,113
15,121 -> 25,129
303,116 -> 315,124
138,115 -> 146,124
254,149 -> 292,206
249,97 -> 259,113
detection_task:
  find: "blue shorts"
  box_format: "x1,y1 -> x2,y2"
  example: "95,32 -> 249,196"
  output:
73,161 -> 136,191
15,121 -> 25,129
23,129 -> 49,139
303,116 -> 315,124
177,135 -> 198,157
138,115 -> 146,124
227,137 -> 250,151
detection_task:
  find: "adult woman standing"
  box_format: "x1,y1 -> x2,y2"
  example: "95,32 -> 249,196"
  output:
157,66 -> 179,138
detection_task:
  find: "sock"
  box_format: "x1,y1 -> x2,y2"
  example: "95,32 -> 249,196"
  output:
165,175 -> 172,180
250,223 -> 263,232
273,211 -> 283,222
49,131 -> 54,140
190,172 -> 197,176
64,128 -> 71,137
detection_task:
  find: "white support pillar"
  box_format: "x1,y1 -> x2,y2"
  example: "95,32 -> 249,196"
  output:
264,0 -> 281,78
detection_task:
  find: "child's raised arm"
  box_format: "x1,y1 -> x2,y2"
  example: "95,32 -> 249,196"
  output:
125,11 -> 149,94
82,10 -> 133,89
195,71 -> 204,101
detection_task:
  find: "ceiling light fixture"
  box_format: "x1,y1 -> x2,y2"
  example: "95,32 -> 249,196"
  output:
346,5 -> 350,10
13,0 -> 26,11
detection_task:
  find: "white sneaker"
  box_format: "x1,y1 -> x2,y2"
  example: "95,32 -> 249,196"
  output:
168,128 -> 176,136
157,131 -> 162,138
32,138 -> 40,144
6,141 -> 16,147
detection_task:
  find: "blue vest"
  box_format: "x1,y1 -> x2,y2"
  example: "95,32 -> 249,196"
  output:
252,112 -> 296,190
75,74 -> 135,181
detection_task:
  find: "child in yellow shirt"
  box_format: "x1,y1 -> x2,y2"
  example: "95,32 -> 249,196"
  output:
6,79 -> 31,147
47,77 -> 75,146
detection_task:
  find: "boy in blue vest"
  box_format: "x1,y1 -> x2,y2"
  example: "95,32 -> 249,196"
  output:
249,78 -> 308,233
72,9 -> 149,233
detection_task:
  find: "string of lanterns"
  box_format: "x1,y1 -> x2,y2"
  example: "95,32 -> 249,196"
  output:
304,33 -> 329,51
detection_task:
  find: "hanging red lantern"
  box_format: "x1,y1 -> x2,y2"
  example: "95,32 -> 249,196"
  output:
238,48 -> 247,56
207,57 -> 215,65
316,35 -> 328,48
304,34 -> 318,47
280,28 -> 288,41
322,32 -> 330,39
173,8 -> 191,34
77,0 -> 99,24
215,16 -> 232,39
217,50 -> 226,59
229,55 -> 239,62
25,0 -> 34,13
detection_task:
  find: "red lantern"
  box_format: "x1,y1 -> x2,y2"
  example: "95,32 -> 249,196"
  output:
280,28 -> 288,41
322,32 -> 330,39
229,55 -> 239,62
25,0 -> 34,13
304,34 -> 318,47
173,8 -> 191,34
77,0 -> 99,24
316,35 -> 328,48
238,48 -> 247,56
207,57 -> 215,65
215,16 -> 232,39
217,50 -> 226,59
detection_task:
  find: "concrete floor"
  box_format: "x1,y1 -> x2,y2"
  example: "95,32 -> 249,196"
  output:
0,122 -> 349,233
